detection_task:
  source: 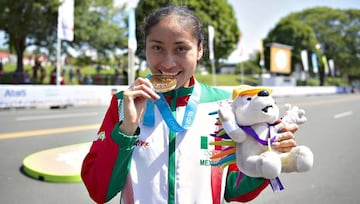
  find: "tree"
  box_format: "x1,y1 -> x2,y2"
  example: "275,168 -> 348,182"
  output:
70,0 -> 127,62
0,0 -> 127,77
0,0 -> 59,74
263,18 -> 318,74
134,0 -> 239,72
263,7 -> 360,84
287,7 -> 360,82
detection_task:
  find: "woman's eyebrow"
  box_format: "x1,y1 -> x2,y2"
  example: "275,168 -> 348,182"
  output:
148,39 -> 163,44
148,39 -> 190,45
174,40 -> 187,45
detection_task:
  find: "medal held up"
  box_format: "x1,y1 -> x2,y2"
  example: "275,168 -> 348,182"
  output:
149,74 -> 177,93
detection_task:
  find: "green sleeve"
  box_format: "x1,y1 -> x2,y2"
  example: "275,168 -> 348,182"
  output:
224,170 -> 268,202
106,121 -> 139,201
198,83 -> 231,103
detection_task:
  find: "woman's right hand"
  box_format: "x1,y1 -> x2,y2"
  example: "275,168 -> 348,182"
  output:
120,77 -> 160,135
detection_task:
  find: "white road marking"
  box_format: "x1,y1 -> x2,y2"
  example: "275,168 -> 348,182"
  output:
333,111 -> 353,119
16,112 -> 99,121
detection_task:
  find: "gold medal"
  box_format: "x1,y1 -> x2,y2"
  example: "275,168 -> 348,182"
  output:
149,74 -> 177,93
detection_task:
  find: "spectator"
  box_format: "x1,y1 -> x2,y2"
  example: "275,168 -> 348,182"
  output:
23,71 -> 31,84
0,60 -> 3,81
69,67 -> 75,84
39,66 -> 46,84
85,75 -> 93,85
32,59 -> 42,83
50,68 -> 57,85
76,66 -> 82,84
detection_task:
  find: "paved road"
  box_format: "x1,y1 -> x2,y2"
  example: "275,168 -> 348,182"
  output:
0,93 -> 359,204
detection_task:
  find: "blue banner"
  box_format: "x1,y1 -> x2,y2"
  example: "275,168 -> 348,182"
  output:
311,53 -> 319,74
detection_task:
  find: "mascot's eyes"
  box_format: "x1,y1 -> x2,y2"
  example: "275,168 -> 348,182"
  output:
241,95 -> 253,103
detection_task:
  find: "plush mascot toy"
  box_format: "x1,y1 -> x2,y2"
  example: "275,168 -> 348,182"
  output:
213,85 -> 313,188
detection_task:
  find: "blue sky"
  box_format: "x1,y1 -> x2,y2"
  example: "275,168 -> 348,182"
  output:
227,0 -> 360,61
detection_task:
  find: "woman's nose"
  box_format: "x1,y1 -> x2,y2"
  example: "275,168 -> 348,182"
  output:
161,53 -> 176,69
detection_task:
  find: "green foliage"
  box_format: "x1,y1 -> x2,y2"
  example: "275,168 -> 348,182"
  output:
0,0 -> 60,47
0,0 -> 60,72
262,7 -> 360,84
1,62 -> 351,87
134,0 -> 239,71
0,0 -> 127,73
194,73 -> 255,86
301,79 -> 320,86
287,7 -> 359,79
348,66 -> 360,82
325,76 -> 348,86
71,0 -> 127,58
264,18 -> 318,73
235,57 -> 262,75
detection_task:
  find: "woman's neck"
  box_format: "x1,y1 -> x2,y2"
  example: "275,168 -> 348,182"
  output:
163,76 -> 195,110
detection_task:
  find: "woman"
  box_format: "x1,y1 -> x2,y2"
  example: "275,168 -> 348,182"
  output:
81,5 -> 297,204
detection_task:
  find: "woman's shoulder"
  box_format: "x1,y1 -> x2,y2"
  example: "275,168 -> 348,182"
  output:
114,90 -> 125,100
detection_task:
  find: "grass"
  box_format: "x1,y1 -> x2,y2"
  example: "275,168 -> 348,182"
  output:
194,73 -> 259,86
0,64 -> 121,85
0,63 -> 348,86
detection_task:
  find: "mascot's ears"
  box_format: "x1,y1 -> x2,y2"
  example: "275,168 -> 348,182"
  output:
232,85 -> 273,100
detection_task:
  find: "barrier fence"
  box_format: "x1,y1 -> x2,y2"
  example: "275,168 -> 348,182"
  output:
0,85 -> 350,109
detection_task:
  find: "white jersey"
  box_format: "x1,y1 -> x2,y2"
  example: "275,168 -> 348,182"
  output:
122,83 -> 230,204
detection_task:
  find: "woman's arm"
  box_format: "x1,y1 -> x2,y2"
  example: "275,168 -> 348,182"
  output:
224,164 -> 269,202
81,94 -> 138,203
224,124 -> 297,202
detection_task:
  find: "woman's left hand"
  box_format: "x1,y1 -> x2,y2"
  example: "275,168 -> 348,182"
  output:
272,124 -> 298,152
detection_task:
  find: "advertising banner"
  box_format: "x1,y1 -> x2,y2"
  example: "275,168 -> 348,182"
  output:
270,43 -> 292,74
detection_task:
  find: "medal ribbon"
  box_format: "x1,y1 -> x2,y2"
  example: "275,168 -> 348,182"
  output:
143,78 -> 201,132
239,125 -> 277,146
268,125 -> 284,192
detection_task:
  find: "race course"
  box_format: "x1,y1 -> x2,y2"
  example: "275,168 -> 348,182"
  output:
0,93 -> 359,204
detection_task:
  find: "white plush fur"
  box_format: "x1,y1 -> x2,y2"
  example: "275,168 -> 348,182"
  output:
218,87 -> 313,179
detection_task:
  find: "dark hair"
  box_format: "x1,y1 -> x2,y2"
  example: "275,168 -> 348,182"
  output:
141,5 -> 204,46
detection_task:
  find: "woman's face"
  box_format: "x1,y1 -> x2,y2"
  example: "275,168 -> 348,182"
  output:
145,15 -> 203,88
